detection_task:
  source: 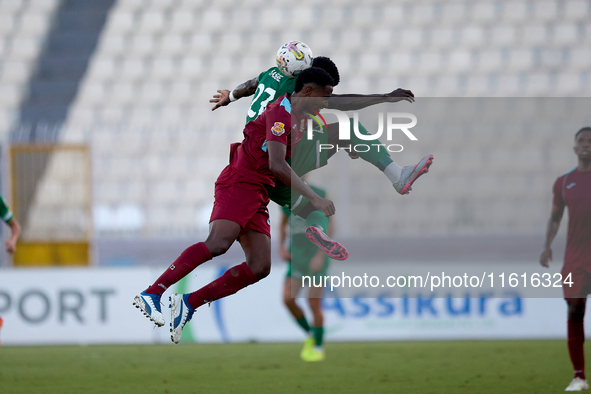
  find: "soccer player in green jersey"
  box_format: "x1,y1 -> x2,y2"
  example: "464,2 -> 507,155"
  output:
0,195 -> 20,256
0,194 -> 21,343
279,184 -> 331,362
210,42 -> 433,198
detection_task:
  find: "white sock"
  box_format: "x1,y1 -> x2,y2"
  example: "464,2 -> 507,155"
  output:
383,162 -> 403,184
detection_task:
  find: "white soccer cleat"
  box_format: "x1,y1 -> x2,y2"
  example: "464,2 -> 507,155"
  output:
565,377 -> 589,391
393,154 -> 434,195
133,291 -> 165,327
169,293 -> 195,344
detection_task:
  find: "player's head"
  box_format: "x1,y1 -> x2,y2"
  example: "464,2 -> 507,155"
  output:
294,67 -> 334,94
575,127 -> 591,141
293,67 -> 334,111
311,56 -> 340,87
574,127 -> 591,162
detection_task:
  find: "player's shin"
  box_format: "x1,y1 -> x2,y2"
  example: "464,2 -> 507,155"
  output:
145,242 -> 212,295
568,318 -> 586,379
186,262 -> 258,309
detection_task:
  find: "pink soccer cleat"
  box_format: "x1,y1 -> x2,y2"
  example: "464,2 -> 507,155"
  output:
305,226 -> 349,261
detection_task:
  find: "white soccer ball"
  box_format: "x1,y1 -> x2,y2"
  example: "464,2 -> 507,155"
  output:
276,41 -> 313,77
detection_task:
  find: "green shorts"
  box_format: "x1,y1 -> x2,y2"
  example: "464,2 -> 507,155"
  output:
286,234 -> 330,280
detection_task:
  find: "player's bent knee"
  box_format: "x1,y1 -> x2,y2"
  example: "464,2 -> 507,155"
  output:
204,237 -> 234,257
250,263 -> 271,280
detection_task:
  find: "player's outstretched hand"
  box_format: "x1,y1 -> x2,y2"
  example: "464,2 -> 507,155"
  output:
539,248 -> 552,268
311,196 -> 336,218
5,240 -> 16,254
210,89 -> 231,111
385,88 -> 415,103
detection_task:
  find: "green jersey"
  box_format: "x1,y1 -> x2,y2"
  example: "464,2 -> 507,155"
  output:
0,195 -> 13,223
246,67 -> 296,124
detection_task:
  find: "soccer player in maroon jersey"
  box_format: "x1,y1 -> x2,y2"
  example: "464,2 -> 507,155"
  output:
540,127 -> 591,391
133,68 -> 339,343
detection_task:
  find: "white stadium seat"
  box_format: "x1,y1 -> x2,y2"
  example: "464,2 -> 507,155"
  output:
399,28 -> 424,49
502,2 -> 529,23
552,23 -> 579,46
168,10 -> 195,33
478,50 -> 504,72
471,2 -> 498,23
568,48 -> 591,70
448,50 -> 473,72
460,26 -> 485,48
489,26 -> 517,47
429,27 -> 455,50
120,57 -> 147,80
521,25 -> 547,46
0,14 -> 17,34
105,11 -> 135,33
533,1 -> 558,22
150,57 -> 176,80
507,49 -> 533,71
129,34 -> 155,56
138,10 -> 166,34
564,0 -> 589,21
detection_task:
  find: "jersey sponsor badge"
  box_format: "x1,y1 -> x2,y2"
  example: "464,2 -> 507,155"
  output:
271,122 -> 285,136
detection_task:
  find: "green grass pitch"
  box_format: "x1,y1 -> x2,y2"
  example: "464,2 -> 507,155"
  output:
0,340 -> 575,393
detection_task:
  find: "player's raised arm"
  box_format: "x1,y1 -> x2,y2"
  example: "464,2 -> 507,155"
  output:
210,77 -> 259,111
540,200 -> 564,267
267,140 -> 335,217
327,89 -> 415,111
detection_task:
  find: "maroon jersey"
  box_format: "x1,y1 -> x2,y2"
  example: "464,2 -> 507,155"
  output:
553,168 -> 591,270
230,94 -> 305,186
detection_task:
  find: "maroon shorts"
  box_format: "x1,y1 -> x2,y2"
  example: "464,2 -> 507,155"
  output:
210,165 -> 271,238
562,265 -> 591,299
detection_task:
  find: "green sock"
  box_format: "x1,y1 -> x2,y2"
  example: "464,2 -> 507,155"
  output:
305,210 -> 329,233
296,316 -> 311,333
349,119 -> 394,171
312,326 -> 324,347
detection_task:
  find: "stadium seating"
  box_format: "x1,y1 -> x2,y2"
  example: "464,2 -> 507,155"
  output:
1,0 -> 589,240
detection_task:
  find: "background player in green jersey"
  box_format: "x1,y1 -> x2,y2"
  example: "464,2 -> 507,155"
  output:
0,195 -> 20,256
0,194 -> 21,343
279,184 -> 331,362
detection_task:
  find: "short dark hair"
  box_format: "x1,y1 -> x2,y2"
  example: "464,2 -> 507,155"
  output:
294,67 -> 334,93
575,127 -> 591,140
311,56 -> 340,86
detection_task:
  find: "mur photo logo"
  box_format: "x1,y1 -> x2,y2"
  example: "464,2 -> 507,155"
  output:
305,109 -> 419,154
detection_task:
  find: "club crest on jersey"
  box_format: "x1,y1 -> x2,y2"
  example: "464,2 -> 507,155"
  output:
272,122 -> 285,136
